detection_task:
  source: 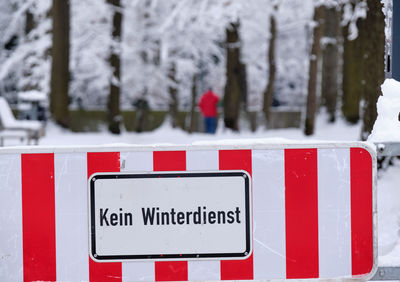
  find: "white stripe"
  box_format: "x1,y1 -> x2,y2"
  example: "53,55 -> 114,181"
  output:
186,150 -> 220,281
0,154 -> 22,282
121,151 -> 153,173
186,150 -> 219,171
55,153 -> 89,281
252,149 -> 286,279
120,151 -> 155,281
318,148 -> 351,278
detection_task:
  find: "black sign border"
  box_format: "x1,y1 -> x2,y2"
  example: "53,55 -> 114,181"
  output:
89,171 -> 251,261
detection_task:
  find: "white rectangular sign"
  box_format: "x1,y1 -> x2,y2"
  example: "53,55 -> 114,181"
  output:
88,171 -> 252,262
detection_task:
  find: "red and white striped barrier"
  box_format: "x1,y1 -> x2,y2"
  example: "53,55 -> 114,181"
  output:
0,143 -> 376,281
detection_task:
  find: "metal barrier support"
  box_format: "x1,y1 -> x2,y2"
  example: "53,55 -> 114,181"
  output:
372,142 -> 400,281
376,142 -> 400,157
372,267 -> 400,280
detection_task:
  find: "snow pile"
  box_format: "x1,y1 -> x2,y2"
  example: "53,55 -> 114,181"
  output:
378,159 -> 400,266
368,79 -> 400,142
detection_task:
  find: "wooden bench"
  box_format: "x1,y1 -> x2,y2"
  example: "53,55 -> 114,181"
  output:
0,97 -> 45,145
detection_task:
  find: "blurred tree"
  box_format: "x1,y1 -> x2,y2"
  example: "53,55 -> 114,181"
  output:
21,9 -> 35,92
25,10 -> 35,36
188,73 -> 198,133
107,0 -> 123,134
135,0 -> 152,133
224,21 -> 245,131
239,62 -> 247,108
50,0 -> 70,128
68,0 -> 110,109
342,2 -> 365,124
263,4 -> 278,127
133,97 -> 149,133
168,61 -> 179,128
360,0 -> 385,140
304,4 -> 324,136
321,5 -> 340,123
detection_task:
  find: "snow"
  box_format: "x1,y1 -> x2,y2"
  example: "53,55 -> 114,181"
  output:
369,79 -> 400,142
18,90 -> 47,102
0,0 -> 320,111
0,97 -> 18,127
342,1 -> 367,41
378,158 -> 400,266
34,114 -> 362,147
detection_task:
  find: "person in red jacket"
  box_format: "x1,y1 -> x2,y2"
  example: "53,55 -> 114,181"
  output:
198,88 -> 220,133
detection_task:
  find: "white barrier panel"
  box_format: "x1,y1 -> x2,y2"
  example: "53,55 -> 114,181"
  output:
0,142 -> 377,281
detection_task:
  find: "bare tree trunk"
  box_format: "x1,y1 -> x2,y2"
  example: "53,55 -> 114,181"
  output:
134,1 -> 152,133
22,10 -> 36,92
263,5 -> 278,126
168,62 -> 179,128
25,10 -> 35,35
321,6 -> 340,123
304,5 -> 324,136
342,11 -> 364,124
50,0 -> 70,128
224,21 -> 242,131
134,98 -> 148,133
107,0 -> 123,134
239,62 -> 247,107
188,74 -> 197,133
360,0 -> 385,140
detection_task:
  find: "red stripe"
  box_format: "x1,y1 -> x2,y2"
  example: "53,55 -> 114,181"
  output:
87,152 -> 122,282
350,148 -> 373,276
153,151 -> 188,281
219,150 -> 253,280
153,151 -> 186,172
155,261 -> 188,282
285,149 -> 319,279
21,153 -> 56,282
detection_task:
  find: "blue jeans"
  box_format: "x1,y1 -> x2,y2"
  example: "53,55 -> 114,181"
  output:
205,117 -> 217,134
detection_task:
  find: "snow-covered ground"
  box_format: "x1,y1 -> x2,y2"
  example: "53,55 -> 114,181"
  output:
2,112 -> 400,270
36,113 -> 364,147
